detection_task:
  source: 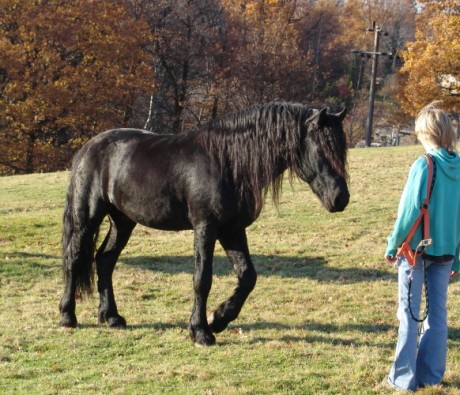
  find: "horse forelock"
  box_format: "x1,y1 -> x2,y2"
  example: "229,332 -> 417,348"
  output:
196,102 -> 314,210
311,115 -> 348,179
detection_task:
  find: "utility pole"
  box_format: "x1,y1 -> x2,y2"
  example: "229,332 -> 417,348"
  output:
351,21 -> 389,147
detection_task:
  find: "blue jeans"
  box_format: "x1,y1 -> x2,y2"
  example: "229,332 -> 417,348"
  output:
388,255 -> 452,391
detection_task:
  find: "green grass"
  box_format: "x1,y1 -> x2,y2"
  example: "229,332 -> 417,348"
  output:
1,146 -> 460,394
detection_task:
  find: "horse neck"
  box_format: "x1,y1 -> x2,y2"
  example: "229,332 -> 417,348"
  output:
198,105 -> 308,214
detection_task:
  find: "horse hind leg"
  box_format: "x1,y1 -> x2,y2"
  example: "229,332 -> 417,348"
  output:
208,230 -> 257,334
96,211 -> 135,328
60,227 -> 100,327
60,188 -> 105,328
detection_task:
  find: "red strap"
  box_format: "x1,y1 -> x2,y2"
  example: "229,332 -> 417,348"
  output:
423,155 -> 433,240
402,154 -> 433,245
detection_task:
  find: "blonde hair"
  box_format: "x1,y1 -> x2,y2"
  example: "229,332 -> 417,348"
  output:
415,101 -> 457,152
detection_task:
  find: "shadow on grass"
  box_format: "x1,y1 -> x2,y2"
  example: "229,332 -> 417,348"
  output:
77,315 -> 460,354
3,251 -> 394,284
446,378 -> 460,390
232,321 -> 460,352
78,321 -> 188,331
1,251 -> 58,277
79,318 -> 397,348
448,327 -> 460,343
5,251 -> 59,260
121,254 -> 395,284
226,320 -> 396,349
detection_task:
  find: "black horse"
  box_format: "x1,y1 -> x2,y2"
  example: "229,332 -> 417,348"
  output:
59,102 -> 349,346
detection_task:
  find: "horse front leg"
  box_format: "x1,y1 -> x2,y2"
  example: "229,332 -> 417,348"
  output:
208,229 -> 257,334
189,223 -> 217,346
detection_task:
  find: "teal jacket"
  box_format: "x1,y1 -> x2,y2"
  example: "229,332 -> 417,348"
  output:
386,148 -> 460,272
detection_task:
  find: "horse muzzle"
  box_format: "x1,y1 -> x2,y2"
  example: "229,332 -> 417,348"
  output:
327,188 -> 350,212
314,178 -> 349,213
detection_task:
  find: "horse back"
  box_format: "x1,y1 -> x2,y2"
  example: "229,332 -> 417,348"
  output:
71,129 -> 252,232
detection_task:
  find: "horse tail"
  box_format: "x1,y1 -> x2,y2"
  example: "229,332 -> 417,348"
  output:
62,178 -> 98,297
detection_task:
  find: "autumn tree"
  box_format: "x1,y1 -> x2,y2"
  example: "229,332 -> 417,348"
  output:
0,0 -> 154,174
144,0 -> 327,133
140,0 -> 225,134
219,0 -> 351,108
338,0 -> 417,142
397,0 -> 460,115
220,1 -> 305,103
0,0 -> 427,174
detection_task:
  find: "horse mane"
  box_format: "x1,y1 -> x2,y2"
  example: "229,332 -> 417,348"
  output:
194,102 -> 347,214
310,111 -> 348,180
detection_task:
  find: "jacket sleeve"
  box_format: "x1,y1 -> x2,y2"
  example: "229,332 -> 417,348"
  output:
385,158 -> 427,257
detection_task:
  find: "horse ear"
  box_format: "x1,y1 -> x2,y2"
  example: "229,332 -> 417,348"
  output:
306,108 -> 328,128
337,108 -> 347,121
316,108 -> 328,127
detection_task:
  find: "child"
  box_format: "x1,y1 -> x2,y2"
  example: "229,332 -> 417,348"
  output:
384,102 -> 459,391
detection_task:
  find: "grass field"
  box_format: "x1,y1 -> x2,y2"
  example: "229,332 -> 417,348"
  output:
1,145 -> 459,394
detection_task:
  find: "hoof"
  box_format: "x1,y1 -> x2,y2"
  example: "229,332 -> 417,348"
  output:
107,315 -> 127,329
59,317 -> 77,328
194,333 -> 216,347
194,340 -> 215,348
60,314 -> 77,328
189,325 -> 216,346
99,313 -> 127,329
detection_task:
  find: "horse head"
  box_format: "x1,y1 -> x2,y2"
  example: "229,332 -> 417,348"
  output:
295,108 -> 350,212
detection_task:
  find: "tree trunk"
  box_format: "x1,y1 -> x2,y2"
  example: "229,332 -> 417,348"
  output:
25,131 -> 37,174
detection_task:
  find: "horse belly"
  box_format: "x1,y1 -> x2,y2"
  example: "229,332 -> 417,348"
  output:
141,205 -> 193,231
115,192 -> 193,231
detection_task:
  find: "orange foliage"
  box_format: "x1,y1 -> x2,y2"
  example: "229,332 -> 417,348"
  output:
0,0 -> 154,173
397,1 -> 460,115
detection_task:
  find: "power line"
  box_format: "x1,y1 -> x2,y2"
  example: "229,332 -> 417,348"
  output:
351,21 -> 393,147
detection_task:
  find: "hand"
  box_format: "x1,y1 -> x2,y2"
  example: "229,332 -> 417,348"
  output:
384,254 -> 397,264
450,271 -> 458,280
